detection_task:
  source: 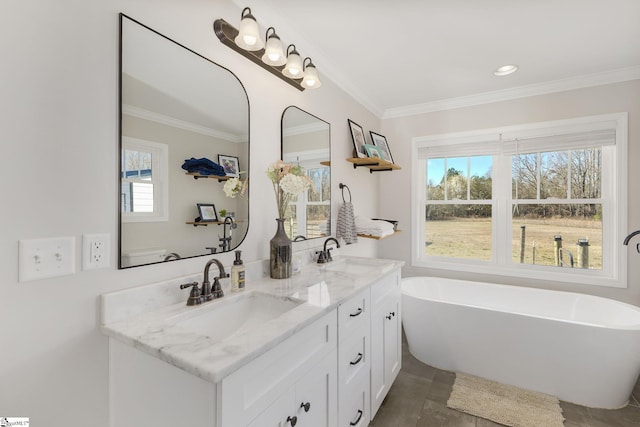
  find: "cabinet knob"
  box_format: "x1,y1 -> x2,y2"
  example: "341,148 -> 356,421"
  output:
287,415 -> 298,426
300,401 -> 311,412
350,409 -> 363,426
386,311 -> 396,320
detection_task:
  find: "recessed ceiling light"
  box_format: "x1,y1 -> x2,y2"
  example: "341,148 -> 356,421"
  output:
493,64 -> 519,76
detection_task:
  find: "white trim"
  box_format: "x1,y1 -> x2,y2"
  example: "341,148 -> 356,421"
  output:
283,122 -> 329,137
122,105 -> 247,143
384,66 -> 640,119
411,112 -> 628,288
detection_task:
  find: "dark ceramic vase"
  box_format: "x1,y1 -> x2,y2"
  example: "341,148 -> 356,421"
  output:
270,218 -> 292,279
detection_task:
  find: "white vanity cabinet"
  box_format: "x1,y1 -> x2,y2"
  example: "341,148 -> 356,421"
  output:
337,288 -> 371,427
220,310 -> 337,427
370,270 -> 402,417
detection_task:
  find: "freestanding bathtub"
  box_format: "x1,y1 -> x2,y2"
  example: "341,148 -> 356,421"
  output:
401,276 -> 640,409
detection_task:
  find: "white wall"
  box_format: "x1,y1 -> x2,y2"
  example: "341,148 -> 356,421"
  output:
0,0 -> 382,425
379,80 -> 640,305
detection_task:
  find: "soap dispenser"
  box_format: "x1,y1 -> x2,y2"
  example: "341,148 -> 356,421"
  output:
230,250 -> 245,292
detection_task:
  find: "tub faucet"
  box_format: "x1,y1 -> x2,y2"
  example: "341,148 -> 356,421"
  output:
202,258 -> 228,300
317,237 -> 340,263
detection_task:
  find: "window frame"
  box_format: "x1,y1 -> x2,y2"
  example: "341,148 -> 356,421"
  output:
411,113 -> 628,288
121,136 -> 169,223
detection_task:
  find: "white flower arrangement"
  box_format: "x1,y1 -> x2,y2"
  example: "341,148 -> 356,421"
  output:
266,160 -> 315,219
222,177 -> 247,198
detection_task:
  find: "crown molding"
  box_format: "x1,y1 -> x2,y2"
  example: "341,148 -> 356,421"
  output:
283,122 -> 329,137
382,66 -> 640,119
122,105 -> 247,143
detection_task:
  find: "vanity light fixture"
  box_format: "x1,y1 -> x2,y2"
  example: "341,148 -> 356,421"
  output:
301,57 -> 322,89
234,7 -> 264,51
282,44 -> 303,78
213,7 -> 322,91
262,27 -> 286,66
493,64 -> 519,76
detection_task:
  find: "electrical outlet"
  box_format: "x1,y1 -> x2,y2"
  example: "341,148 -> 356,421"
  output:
83,234 -> 110,270
19,237 -> 75,282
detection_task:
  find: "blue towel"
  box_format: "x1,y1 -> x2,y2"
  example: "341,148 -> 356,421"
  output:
181,158 -> 226,176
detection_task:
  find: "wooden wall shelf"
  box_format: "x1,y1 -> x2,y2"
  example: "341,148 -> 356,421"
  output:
186,172 -> 231,181
346,158 -> 402,173
357,230 -> 402,240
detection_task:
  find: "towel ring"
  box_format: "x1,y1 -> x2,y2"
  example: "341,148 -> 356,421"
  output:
339,183 -> 352,203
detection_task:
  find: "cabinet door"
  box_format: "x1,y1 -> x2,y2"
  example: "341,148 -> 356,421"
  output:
294,349 -> 337,427
247,391 -> 295,427
371,294 -> 401,417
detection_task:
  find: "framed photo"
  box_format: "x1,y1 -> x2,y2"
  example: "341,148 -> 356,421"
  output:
218,155 -> 240,178
348,119 -> 368,158
369,131 -> 394,163
364,144 -> 384,159
197,203 -> 218,222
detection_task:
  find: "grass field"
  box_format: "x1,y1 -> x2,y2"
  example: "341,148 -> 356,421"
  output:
425,217 -> 602,269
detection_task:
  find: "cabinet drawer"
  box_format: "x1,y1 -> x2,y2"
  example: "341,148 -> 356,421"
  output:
220,310 -> 337,426
339,373 -> 370,427
371,272 -> 399,307
338,330 -> 369,388
337,289 -> 370,340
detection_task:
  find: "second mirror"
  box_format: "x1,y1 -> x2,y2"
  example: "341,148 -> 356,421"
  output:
281,106 -> 331,241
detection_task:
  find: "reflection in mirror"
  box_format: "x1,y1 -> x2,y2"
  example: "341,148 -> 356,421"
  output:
281,106 -> 331,241
119,15 -> 249,268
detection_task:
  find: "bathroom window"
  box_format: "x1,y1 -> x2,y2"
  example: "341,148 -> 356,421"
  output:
412,113 -> 627,288
121,137 -> 168,222
285,165 -> 330,239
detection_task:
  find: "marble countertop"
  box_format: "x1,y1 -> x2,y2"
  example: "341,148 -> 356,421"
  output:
101,256 -> 403,383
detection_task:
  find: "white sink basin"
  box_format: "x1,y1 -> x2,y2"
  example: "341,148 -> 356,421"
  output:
169,292 -> 303,342
323,257 -> 384,276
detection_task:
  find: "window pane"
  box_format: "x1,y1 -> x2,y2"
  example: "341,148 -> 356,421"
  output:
446,157 -> 468,200
540,151 -> 567,199
512,154 -> 538,199
470,156 -> 492,200
307,168 -> 330,202
307,205 -> 330,239
427,158 -> 445,200
425,204 -> 492,260
571,148 -> 601,199
512,203 -> 602,269
121,182 -> 154,213
123,149 -> 152,179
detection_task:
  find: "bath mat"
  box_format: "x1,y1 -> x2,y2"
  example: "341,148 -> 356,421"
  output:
447,373 -> 565,427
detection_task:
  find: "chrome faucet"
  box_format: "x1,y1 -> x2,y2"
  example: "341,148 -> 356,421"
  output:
317,237 -> 340,263
202,258 -> 228,300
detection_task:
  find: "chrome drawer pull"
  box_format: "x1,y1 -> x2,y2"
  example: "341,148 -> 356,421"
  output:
350,352 -> 363,366
350,409 -> 363,426
349,307 -> 363,317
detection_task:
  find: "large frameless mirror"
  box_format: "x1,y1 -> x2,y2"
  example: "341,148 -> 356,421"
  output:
119,15 -> 249,268
281,106 -> 331,241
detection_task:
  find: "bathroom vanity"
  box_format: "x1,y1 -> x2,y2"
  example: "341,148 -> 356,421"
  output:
101,256 -> 403,426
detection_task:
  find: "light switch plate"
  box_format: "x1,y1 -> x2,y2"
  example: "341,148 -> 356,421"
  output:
19,237 -> 75,282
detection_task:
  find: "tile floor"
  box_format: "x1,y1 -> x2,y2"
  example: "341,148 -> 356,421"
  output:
370,337 -> 640,427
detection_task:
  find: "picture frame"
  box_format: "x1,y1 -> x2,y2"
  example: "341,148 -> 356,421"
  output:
369,131 -> 394,163
348,119 -> 368,158
364,144 -> 384,159
196,203 -> 218,222
218,155 -> 240,177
